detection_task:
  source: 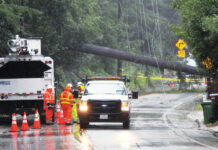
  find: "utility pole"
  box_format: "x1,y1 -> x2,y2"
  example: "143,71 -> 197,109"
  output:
117,0 -> 123,76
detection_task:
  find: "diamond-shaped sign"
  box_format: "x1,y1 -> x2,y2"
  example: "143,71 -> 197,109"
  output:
178,50 -> 185,58
176,39 -> 186,50
202,57 -> 213,69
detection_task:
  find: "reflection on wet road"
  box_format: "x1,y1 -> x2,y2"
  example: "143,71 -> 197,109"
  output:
0,124 -> 94,150
0,94 -> 217,150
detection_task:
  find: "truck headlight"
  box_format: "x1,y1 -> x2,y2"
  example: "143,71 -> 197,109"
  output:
80,102 -> 88,112
121,102 -> 129,111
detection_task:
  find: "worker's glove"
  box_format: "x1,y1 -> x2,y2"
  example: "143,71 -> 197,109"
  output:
48,103 -> 55,110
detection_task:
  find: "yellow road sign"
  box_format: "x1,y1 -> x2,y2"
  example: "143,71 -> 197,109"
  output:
176,39 -> 187,50
202,57 -> 213,69
178,50 -> 185,58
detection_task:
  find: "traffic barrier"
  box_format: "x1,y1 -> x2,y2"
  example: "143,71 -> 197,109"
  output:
33,109 -> 41,129
58,109 -> 65,124
11,113 -> 18,132
56,102 -> 61,118
21,112 -> 29,131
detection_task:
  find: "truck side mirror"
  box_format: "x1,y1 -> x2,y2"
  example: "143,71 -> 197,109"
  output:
73,90 -> 79,98
132,91 -> 138,99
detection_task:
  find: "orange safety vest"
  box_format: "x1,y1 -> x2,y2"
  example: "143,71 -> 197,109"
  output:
43,90 -> 54,110
60,91 -> 74,105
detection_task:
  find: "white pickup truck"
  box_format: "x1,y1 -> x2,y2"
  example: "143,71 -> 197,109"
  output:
0,35 -> 55,122
79,77 -> 138,129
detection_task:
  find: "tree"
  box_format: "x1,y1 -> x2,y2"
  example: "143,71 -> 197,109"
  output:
171,0 -> 218,75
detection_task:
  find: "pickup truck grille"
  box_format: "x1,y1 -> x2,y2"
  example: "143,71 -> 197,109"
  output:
88,100 -> 121,113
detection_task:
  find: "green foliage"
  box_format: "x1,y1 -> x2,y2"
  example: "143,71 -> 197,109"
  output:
171,0 -> 218,75
0,0 -> 183,93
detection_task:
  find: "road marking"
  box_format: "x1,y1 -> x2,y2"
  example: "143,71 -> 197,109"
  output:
162,96 -> 216,150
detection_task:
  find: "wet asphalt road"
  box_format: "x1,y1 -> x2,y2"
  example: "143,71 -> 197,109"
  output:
0,93 -> 217,150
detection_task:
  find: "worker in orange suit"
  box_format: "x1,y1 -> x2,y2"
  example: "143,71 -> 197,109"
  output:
43,85 -> 55,124
60,85 -> 74,125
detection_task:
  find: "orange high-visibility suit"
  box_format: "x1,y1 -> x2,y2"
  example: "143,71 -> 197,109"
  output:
60,85 -> 74,124
43,88 -> 54,123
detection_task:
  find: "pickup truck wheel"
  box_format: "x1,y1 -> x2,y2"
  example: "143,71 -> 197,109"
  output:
123,119 -> 130,129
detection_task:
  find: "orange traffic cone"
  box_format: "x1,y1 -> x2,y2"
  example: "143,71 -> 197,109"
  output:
56,102 -> 61,118
33,109 -> 41,129
21,112 -> 28,131
58,109 -> 65,124
11,113 -> 18,132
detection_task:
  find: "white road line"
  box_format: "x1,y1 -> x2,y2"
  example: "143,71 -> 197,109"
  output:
162,96 -> 216,150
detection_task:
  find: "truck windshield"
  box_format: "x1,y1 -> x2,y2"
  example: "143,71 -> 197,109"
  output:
84,82 -> 127,95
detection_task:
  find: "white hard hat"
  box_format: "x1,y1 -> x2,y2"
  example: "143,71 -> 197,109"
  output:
67,83 -> 72,88
77,82 -> 83,86
47,85 -> 52,89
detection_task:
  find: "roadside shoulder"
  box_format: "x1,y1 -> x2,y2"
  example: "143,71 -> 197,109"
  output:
187,110 -> 218,134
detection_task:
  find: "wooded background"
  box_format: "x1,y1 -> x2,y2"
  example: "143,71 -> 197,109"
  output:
0,0 -> 217,92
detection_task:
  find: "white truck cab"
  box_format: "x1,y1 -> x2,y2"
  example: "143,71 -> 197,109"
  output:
79,77 -> 138,129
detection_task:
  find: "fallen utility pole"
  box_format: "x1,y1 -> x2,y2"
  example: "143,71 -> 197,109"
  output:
81,44 -> 200,75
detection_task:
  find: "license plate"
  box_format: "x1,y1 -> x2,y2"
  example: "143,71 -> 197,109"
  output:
100,114 -> 108,120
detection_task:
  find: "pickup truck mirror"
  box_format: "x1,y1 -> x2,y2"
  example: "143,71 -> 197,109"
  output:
132,91 -> 138,99
73,90 -> 79,98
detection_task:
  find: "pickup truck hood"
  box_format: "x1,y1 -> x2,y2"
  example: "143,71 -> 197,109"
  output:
81,94 -> 128,101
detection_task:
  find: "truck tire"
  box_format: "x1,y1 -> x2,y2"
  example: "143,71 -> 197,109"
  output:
80,121 -> 89,129
123,119 -> 130,129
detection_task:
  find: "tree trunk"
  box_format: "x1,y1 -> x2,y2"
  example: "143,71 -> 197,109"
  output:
80,44 -> 200,75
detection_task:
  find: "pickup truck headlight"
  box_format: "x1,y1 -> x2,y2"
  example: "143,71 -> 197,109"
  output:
80,102 -> 88,112
121,102 -> 129,111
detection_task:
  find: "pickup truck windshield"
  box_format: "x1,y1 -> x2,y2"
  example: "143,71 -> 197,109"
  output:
84,82 -> 127,95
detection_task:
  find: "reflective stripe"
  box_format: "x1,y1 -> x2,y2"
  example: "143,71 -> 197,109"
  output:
44,91 -> 54,104
60,98 -> 69,100
12,121 -> 17,124
61,102 -> 71,104
60,92 -> 73,104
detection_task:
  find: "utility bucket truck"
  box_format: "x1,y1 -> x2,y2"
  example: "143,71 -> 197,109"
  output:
0,35 -> 55,123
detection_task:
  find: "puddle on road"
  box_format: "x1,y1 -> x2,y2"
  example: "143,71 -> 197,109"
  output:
0,124 -> 96,150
